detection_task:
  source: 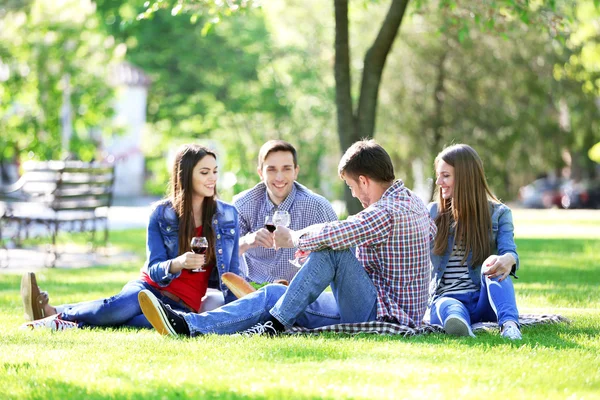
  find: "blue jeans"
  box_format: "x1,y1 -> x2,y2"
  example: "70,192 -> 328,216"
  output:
429,273 -> 519,329
58,279 -> 191,328
184,249 -> 378,335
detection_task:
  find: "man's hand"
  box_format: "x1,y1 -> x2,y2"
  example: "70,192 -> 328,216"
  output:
239,229 -> 274,255
274,225 -> 295,249
251,228 -> 275,248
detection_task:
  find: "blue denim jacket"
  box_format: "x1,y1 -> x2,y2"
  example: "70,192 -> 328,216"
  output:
428,201 -> 519,302
143,199 -> 241,305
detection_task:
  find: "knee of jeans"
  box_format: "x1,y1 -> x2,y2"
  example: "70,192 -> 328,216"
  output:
262,283 -> 286,296
262,283 -> 287,306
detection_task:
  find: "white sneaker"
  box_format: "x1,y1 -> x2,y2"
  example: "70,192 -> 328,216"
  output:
236,321 -> 279,337
444,316 -> 476,337
501,321 -> 522,340
20,315 -> 78,331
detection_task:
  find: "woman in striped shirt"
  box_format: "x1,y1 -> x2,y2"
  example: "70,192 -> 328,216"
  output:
427,144 -> 522,340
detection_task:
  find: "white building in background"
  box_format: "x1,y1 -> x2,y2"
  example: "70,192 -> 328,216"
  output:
105,62 -> 151,197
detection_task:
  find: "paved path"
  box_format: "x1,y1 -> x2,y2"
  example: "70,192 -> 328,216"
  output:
0,197 -> 158,272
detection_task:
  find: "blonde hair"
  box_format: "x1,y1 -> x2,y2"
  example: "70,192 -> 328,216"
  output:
433,144 -> 498,266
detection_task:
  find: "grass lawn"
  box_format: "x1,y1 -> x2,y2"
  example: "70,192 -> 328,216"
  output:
1,213 -> 599,399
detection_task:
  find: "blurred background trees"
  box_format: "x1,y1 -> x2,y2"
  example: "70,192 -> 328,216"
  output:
1,0 -> 599,210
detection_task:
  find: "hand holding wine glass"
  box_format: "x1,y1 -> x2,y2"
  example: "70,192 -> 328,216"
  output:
189,236 -> 208,272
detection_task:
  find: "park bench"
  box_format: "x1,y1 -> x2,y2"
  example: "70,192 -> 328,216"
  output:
0,160 -> 115,267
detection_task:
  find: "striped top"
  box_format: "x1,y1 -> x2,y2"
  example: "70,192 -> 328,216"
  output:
436,243 -> 479,296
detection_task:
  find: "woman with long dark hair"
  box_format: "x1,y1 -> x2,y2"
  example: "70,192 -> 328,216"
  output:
428,144 -> 522,339
20,144 -> 241,330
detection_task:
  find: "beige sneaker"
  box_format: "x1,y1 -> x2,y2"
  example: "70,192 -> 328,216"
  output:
21,272 -> 48,321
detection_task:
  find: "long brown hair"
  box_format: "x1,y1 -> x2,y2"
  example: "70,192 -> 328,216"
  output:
433,144 -> 499,266
168,144 -> 218,265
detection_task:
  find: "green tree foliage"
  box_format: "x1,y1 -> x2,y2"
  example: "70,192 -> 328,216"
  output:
0,0 -> 119,163
94,0 -> 342,200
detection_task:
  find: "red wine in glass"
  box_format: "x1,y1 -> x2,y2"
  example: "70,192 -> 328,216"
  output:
264,215 -> 276,233
190,237 -> 208,272
191,244 -> 208,254
264,223 -> 276,233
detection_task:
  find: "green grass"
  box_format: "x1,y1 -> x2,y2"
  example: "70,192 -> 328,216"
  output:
1,216 -> 600,399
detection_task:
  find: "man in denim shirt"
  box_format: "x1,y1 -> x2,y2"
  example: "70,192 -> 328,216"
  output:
234,140 -> 338,283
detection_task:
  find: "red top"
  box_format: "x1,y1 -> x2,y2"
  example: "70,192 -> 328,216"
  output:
141,226 -> 213,312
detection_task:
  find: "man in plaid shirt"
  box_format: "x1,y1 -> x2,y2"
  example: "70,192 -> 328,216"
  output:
234,140 -> 338,284
138,140 -> 436,336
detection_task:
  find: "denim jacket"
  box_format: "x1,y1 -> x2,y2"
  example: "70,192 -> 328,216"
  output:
428,201 -> 519,302
143,199 -> 241,305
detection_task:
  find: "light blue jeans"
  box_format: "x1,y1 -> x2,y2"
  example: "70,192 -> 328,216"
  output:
184,249 -> 378,335
429,272 -> 519,329
58,280 -> 191,328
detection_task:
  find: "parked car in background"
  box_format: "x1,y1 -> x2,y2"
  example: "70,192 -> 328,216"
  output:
518,178 -> 564,209
560,180 -> 600,209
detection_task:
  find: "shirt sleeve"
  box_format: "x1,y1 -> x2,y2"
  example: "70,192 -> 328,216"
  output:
235,204 -> 252,237
496,206 -> 519,271
298,206 -> 391,251
145,208 -> 182,287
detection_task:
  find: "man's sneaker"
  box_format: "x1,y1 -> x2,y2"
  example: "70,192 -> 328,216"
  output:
20,315 -> 78,331
501,321 -> 522,340
21,272 -> 47,321
444,315 -> 475,337
236,320 -> 282,337
138,290 -> 190,336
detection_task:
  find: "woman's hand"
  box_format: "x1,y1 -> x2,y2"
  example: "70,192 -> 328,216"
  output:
170,252 -> 206,273
482,253 -> 516,282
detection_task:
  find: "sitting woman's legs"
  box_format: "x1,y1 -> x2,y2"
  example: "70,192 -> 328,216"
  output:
59,280 -> 189,328
59,280 -> 149,327
472,273 -> 519,327
430,295 -> 476,337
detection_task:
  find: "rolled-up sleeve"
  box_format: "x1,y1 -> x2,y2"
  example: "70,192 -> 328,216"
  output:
298,206 -> 391,251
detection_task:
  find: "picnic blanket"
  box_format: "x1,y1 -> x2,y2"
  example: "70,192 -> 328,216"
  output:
285,314 -> 570,337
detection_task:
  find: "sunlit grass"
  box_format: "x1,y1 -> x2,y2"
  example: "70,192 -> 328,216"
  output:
0,213 -> 599,399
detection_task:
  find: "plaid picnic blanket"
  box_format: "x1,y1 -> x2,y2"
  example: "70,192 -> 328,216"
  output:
285,314 -> 570,337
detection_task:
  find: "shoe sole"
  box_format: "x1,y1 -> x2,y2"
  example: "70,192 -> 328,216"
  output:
21,273 -> 42,321
138,290 -> 177,336
444,316 -> 474,337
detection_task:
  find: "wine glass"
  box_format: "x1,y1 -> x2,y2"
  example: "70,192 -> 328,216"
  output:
264,215 -> 276,233
272,210 -> 290,228
272,211 -> 303,267
190,236 -> 208,272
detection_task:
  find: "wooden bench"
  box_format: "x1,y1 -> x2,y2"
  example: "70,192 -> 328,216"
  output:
0,160 -> 115,267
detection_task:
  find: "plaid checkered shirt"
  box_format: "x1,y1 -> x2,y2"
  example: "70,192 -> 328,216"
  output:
296,180 -> 436,327
233,181 -> 338,283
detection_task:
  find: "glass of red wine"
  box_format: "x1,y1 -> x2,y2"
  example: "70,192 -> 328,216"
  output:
264,215 -> 276,233
190,236 -> 208,272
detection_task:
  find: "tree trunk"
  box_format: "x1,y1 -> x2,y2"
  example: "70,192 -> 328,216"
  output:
430,50 -> 448,201
334,0 -> 361,215
334,0 -> 410,215
356,0 -> 410,140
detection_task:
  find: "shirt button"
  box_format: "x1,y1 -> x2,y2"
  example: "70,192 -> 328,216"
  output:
166,226 -> 171,232
217,234 -> 221,239
230,229 -> 235,234
220,264 -> 225,269
218,249 -> 223,254
213,219 -> 218,224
